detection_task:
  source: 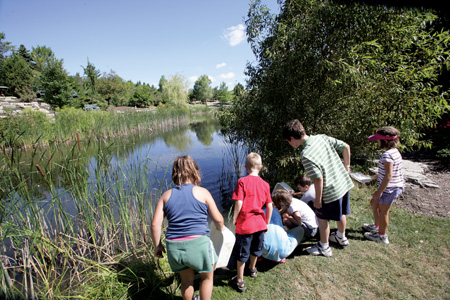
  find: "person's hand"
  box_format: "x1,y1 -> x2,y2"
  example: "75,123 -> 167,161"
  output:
314,199 -> 322,209
154,244 -> 166,258
371,191 -> 382,202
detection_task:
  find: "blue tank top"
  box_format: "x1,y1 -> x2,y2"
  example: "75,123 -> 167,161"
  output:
164,184 -> 210,239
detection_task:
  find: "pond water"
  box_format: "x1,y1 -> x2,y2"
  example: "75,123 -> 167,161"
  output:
9,116 -> 248,216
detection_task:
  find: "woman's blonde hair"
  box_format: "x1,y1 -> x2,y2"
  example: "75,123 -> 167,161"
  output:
171,155 -> 201,186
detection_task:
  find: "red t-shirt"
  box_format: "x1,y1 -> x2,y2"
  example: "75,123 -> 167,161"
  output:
232,175 -> 272,235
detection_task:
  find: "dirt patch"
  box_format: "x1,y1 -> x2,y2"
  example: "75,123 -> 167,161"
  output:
396,160 -> 450,218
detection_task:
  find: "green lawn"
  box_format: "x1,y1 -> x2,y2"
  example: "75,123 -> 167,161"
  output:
187,183 -> 450,300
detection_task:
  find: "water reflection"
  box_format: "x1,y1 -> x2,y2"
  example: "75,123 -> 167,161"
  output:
1,116 -> 247,215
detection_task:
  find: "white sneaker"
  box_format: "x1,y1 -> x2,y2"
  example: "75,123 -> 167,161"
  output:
362,223 -> 379,233
329,231 -> 350,246
364,232 -> 389,244
306,242 -> 333,257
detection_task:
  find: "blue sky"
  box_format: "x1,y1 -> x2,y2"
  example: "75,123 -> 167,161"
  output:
0,0 -> 279,89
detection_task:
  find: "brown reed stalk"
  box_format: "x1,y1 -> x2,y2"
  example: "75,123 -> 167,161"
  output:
36,164 -> 45,177
77,132 -> 81,151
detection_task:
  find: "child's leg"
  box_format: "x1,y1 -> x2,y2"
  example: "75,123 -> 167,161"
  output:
248,255 -> 257,270
317,218 -> 330,244
378,203 -> 391,235
337,214 -> 346,234
236,260 -> 245,282
371,198 -> 380,227
179,268 -> 195,300
199,270 -> 214,300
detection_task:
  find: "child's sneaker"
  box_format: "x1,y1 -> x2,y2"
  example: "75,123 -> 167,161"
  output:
364,232 -> 389,244
362,223 -> 379,233
306,242 -> 333,257
329,232 -> 350,246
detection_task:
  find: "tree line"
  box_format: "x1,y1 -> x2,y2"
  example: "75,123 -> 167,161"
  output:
220,0 -> 450,175
0,33 -> 244,109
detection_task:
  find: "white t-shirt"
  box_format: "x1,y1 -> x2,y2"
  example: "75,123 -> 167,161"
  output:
300,183 -> 315,204
288,198 -> 318,229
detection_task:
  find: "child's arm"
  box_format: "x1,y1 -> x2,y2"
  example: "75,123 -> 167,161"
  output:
372,161 -> 393,201
151,190 -> 170,258
342,144 -> 351,172
233,200 -> 243,226
291,211 -> 302,227
313,177 -> 324,209
203,189 -> 224,231
265,202 -> 273,232
290,190 -> 303,196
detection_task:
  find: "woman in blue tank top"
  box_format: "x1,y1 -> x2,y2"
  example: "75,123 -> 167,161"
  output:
151,155 -> 224,300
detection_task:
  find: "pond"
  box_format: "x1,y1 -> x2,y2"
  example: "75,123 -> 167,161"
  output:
4,115 -> 248,217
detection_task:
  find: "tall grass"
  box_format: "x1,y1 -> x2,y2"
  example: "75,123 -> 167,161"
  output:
0,106 -> 213,149
0,138 -> 180,299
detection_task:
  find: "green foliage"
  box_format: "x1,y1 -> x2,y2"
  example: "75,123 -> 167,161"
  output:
41,57 -> 71,108
82,59 -> 101,97
216,82 -> 233,103
162,74 -> 189,108
0,32 -> 14,59
0,52 -> 34,100
31,45 -> 55,72
129,83 -> 155,107
97,71 -> 128,106
220,0 -> 450,176
191,74 -> 213,103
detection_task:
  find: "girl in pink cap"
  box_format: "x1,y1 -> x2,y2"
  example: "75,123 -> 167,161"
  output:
363,126 -> 405,244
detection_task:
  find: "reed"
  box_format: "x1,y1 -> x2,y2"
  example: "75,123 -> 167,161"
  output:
0,105 -> 213,149
0,137 -> 179,299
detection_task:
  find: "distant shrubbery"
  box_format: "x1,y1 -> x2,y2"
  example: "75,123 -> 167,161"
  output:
0,106 -> 212,147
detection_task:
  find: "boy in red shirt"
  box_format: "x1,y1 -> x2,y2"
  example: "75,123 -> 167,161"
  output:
230,152 -> 273,292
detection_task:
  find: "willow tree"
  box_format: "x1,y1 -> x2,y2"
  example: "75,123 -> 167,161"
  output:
220,0 -> 450,172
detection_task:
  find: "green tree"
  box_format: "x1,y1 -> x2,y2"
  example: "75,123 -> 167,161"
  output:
1,52 -> 34,100
129,83 -> 154,107
0,32 -> 14,60
41,57 -> 71,108
97,71 -> 127,106
31,45 -> 55,72
82,59 -> 101,97
220,0 -> 450,173
18,44 -> 33,64
216,82 -> 232,104
162,74 -> 189,107
233,82 -> 245,100
192,75 -> 213,104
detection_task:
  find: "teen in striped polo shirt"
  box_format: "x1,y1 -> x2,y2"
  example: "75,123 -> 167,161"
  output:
283,119 -> 354,257
363,126 -> 405,244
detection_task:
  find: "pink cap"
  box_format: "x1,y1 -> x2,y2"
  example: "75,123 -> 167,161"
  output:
368,131 -> 398,141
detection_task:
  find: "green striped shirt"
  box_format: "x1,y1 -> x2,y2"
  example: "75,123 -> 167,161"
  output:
301,135 -> 354,203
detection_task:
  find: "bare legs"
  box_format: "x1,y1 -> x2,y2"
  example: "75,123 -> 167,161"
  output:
179,267 -> 214,300
317,218 -> 330,244
236,255 -> 257,282
370,200 -> 391,235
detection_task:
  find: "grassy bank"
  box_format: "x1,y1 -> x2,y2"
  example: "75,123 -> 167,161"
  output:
0,105 -> 212,148
2,149 -> 449,300
210,183 -> 450,300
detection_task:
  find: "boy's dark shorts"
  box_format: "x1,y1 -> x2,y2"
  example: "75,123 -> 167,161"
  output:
315,191 -> 350,221
232,230 -> 265,263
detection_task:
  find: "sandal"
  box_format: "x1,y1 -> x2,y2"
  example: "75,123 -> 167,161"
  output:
249,268 -> 258,278
230,275 -> 247,292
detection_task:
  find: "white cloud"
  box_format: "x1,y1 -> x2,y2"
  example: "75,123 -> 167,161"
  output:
188,76 -> 199,84
208,76 -> 216,83
223,24 -> 245,46
216,62 -> 226,69
219,72 -> 235,79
